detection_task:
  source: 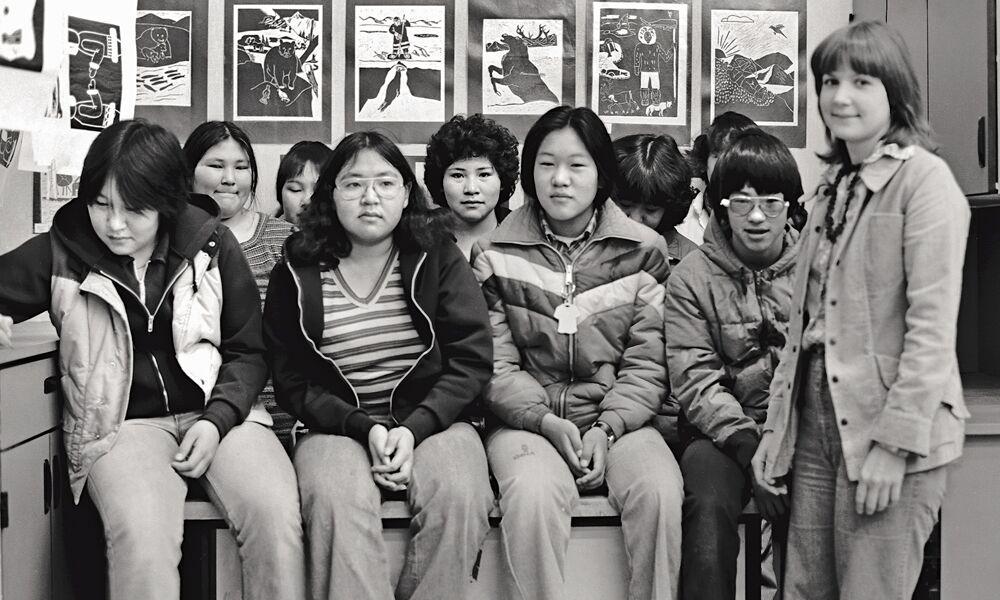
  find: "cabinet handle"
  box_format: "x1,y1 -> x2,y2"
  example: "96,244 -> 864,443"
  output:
43,375 -> 58,395
52,453 -> 62,510
978,116 -> 987,168
43,459 -> 51,515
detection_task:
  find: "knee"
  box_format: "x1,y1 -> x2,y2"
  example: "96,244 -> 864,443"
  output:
683,485 -> 741,527
624,470 -> 683,522
499,469 -> 576,520
105,506 -> 183,562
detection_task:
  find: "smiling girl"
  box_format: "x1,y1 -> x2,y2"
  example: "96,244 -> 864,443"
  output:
752,21 -> 971,599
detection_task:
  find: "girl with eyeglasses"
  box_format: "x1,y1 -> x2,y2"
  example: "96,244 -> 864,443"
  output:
263,131 -> 495,600
663,129 -> 804,600
751,21 -> 970,599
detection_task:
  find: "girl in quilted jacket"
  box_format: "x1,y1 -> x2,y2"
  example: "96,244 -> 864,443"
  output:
664,130 -> 805,600
752,21 -> 970,599
471,105 -> 684,600
0,120 -> 305,599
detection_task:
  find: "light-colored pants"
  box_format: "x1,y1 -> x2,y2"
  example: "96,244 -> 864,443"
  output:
86,412 -> 306,600
487,426 -> 683,600
294,422 -> 494,600
784,354 -> 947,600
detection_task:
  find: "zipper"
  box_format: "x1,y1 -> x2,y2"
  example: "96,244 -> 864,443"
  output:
561,263 -> 575,419
287,263 -> 362,407
148,353 -> 170,412
387,253 -> 434,425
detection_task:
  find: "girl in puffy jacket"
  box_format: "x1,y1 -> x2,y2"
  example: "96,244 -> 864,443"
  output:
0,120 -> 305,599
263,130 -> 495,600
471,105 -> 684,600
752,21 -> 970,599
664,130 -> 805,600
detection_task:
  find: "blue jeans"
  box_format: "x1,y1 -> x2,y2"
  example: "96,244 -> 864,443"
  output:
487,426 -> 683,600
86,413 -> 306,600
784,354 -> 947,600
294,422 -> 494,600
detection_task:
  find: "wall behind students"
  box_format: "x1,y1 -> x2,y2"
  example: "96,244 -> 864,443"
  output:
0,0 -> 850,256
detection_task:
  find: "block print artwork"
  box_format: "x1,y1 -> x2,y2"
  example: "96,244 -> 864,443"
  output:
0,0 -> 43,71
233,5 -> 322,120
67,16 -> 124,131
591,2 -> 688,125
355,5 -> 445,123
135,10 -> 191,107
34,172 -> 79,233
0,129 -> 19,168
710,10 -> 798,126
482,19 -> 562,115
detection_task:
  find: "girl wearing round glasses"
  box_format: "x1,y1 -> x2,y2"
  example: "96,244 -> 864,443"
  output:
263,131 -> 495,600
472,105 -> 683,600
751,21 -> 970,599
664,130 -> 804,600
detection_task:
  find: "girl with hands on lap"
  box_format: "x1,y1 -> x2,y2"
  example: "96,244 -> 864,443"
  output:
471,105 -> 684,600
752,21 -> 970,600
263,131 -> 495,600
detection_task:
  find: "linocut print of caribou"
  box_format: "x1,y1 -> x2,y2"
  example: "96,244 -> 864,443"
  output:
483,20 -> 562,115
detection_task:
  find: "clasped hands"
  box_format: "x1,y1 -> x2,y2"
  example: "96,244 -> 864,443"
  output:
540,413 -> 608,490
368,424 -> 415,492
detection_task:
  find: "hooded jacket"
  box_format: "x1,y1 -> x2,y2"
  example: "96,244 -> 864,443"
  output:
664,218 -> 799,468
471,201 -> 670,439
263,238 -> 492,446
0,194 -> 270,501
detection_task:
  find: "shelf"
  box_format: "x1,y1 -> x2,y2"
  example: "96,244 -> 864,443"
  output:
967,193 -> 1000,208
961,372 -> 1000,435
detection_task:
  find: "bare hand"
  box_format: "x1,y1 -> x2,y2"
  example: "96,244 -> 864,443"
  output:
0,314 -> 12,348
368,424 -> 390,466
172,420 -> 221,478
752,477 -> 789,522
540,413 -> 585,475
751,431 -> 788,497
372,426 -> 415,492
575,427 -> 608,490
855,444 -> 906,515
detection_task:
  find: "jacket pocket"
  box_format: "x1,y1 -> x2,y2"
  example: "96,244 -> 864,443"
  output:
873,354 -> 899,391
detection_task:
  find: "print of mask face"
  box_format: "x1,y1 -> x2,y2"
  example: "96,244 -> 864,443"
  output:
638,26 -> 656,45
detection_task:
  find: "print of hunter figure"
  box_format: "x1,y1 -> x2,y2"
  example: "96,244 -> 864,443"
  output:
389,15 -> 411,60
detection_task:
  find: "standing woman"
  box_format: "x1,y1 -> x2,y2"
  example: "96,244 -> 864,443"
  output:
0,120 -> 305,599
752,21 -> 970,599
263,131 -> 495,600
184,121 -> 298,447
472,105 -> 683,600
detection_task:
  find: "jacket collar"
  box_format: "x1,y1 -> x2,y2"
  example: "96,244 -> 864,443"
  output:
820,142 -> 914,194
489,199 -> 645,247
700,216 -> 800,280
50,193 -> 222,270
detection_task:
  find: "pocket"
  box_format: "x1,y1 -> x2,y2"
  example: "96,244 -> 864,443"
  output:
874,354 -> 900,391
864,213 -> 905,294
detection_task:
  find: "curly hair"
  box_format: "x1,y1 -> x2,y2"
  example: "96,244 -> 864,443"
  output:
423,113 -> 520,209
706,130 -> 808,233
613,133 -> 699,230
288,131 -> 453,267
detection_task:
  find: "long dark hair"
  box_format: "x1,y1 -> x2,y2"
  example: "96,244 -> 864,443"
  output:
288,131 -> 451,267
811,20 -> 935,164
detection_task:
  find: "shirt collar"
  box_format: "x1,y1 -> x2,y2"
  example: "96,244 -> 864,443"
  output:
541,207 -> 599,247
858,142 -> 914,192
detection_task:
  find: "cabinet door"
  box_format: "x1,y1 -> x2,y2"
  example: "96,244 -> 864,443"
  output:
928,0 -> 995,194
1,435 -> 53,600
0,358 -> 59,451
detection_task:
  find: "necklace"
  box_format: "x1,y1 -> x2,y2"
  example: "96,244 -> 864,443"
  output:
823,164 -> 863,244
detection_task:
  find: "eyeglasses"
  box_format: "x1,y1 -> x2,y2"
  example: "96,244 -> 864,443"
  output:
334,177 -> 406,201
721,194 -> 788,218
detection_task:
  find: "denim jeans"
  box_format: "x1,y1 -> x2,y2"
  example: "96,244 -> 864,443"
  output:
294,422 -> 494,600
487,426 -> 683,600
86,412 -> 306,600
784,353 -> 948,600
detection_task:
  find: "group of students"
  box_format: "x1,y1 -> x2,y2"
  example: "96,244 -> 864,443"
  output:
0,21 -> 971,600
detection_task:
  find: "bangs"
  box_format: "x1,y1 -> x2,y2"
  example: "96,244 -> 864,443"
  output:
810,21 -> 913,93
709,131 -> 802,208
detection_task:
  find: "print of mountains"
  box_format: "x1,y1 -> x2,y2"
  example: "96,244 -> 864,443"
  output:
358,16 -> 440,27
716,49 -> 794,86
136,12 -> 191,30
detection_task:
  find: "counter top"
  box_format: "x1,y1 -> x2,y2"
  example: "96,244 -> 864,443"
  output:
0,319 -> 58,366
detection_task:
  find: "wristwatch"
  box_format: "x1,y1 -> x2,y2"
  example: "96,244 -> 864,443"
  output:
592,421 -> 616,446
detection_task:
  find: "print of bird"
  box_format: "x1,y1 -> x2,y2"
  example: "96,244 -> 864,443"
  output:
769,24 -> 787,38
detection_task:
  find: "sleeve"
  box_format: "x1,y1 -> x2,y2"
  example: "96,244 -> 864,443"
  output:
594,241 -> 670,438
871,159 -> 971,456
0,234 -> 54,322
664,264 -> 759,468
471,241 -> 552,433
263,259 -> 379,444
200,228 -> 268,437
400,243 -> 493,445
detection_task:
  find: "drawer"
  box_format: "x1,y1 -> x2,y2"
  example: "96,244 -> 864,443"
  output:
0,358 -> 60,450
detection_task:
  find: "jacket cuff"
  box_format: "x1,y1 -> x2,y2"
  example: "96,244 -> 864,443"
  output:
872,405 -> 932,457
201,400 -> 241,439
401,406 -> 440,446
596,411 -> 626,439
345,411 -> 378,444
522,404 -> 553,434
721,429 -> 760,470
